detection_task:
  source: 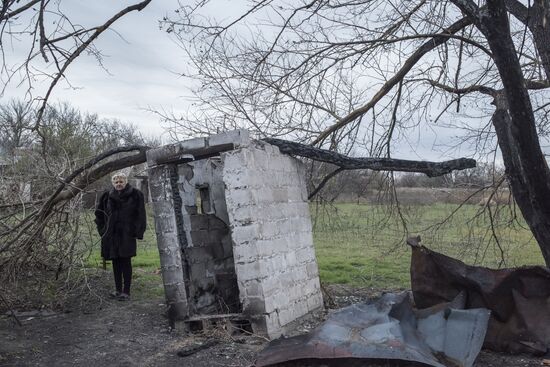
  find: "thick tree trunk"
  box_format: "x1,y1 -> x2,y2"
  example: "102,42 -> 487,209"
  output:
528,0 -> 550,81
453,0 -> 550,266
506,0 -> 550,81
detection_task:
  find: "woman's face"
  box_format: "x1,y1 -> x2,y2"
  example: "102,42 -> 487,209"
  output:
112,177 -> 127,191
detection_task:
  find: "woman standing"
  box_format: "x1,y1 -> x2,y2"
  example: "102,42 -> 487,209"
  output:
94,172 -> 146,300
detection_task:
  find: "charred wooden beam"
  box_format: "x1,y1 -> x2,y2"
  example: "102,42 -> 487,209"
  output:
263,138 -> 476,177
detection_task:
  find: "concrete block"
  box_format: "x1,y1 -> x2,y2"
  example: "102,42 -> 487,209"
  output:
275,220 -> 293,237
262,294 -> 277,314
298,223 -> 314,239
279,272 -> 295,289
242,295 -> 266,315
190,230 -> 211,247
270,255 -> 288,274
233,241 -> 258,263
307,292 -> 324,312
272,188 -> 289,202
226,188 -> 257,207
189,261 -> 207,279
208,215 -> 229,229
235,260 -> 261,281
255,187 -> 274,203
256,240 -> 276,258
222,256 -> 236,271
294,298 -> 309,318
273,236 -> 290,254
228,205 -> 255,223
271,171 -> 290,188
295,247 -> 315,264
284,251 -> 298,267
304,277 -> 321,296
180,137 -> 206,151
208,241 -> 226,260
221,150 -> 248,171
280,202 -> 296,218
287,186 -> 303,202
251,148 -> 269,171
268,156 -> 287,172
306,262 -> 319,278
258,257 -> 275,275
244,279 -> 264,298
231,223 -> 259,245
221,236 -> 234,260
265,291 -> 289,312
297,231 -> 315,248
185,247 -> 209,265
208,129 -> 250,148
259,276 -> 281,299
259,221 -> 281,239
222,168 -> 251,189
287,285 -> 302,301
295,202 -> 311,216
189,215 -> 209,230
278,307 -> 294,327
180,191 -> 196,207
291,267 -> 308,283
207,228 -> 228,243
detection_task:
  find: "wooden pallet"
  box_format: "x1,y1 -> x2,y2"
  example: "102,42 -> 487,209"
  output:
185,313 -> 252,334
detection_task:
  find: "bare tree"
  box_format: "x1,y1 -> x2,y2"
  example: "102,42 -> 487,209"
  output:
163,0 -> 550,266
0,100 -> 34,155
1,0 -> 152,129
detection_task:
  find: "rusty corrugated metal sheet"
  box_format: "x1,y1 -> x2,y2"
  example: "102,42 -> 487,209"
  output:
408,236 -> 550,355
255,292 -> 489,367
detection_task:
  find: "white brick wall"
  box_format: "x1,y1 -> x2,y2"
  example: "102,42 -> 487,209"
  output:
222,140 -> 323,339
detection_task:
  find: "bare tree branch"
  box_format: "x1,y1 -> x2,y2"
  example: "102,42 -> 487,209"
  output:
312,17 -> 472,145
264,138 -> 476,177
33,0 -> 152,128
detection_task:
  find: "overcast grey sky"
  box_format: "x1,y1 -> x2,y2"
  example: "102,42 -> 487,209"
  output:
4,1 -> 198,137
2,1 -> 497,162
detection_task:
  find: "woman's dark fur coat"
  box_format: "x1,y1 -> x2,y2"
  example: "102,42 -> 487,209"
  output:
94,184 -> 146,260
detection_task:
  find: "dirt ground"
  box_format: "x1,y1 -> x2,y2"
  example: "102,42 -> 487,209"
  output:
0,285 -> 545,367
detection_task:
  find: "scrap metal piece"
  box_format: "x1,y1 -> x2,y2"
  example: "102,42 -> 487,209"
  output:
408,237 -> 550,355
255,292 -> 489,367
417,307 -> 490,366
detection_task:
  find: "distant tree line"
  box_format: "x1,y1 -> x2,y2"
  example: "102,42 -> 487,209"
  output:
396,163 -> 505,189
0,100 -> 156,203
305,161 -> 505,203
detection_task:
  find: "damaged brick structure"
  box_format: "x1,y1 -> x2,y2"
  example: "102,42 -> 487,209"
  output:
146,130 -> 323,338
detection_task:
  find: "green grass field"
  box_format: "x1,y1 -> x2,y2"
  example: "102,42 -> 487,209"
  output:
312,202 -> 543,288
84,202 -> 545,295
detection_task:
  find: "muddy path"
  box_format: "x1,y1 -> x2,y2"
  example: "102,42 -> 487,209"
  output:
0,286 -> 544,366
0,297 -> 261,367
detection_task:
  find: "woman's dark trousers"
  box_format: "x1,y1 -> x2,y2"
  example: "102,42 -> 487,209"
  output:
112,257 -> 132,295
